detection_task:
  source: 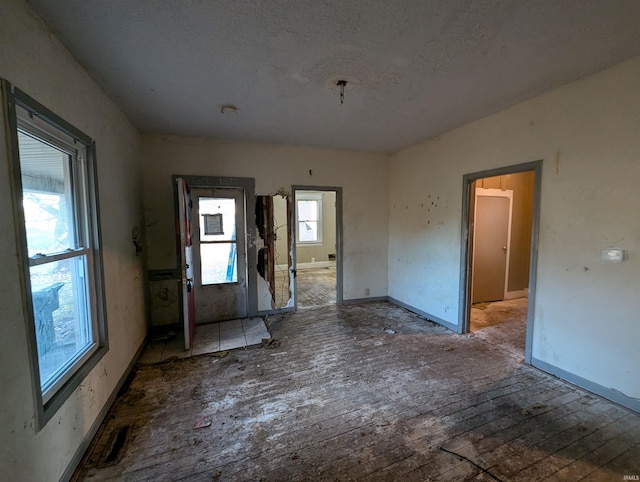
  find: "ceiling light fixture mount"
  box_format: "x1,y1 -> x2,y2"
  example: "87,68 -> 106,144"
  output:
220,104 -> 238,114
336,80 -> 347,105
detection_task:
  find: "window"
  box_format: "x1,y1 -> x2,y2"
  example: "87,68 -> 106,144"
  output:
296,192 -> 323,244
198,196 -> 238,284
4,81 -> 107,426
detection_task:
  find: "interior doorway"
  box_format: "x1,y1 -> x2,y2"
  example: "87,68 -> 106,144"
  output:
460,162 -> 542,363
292,187 -> 343,310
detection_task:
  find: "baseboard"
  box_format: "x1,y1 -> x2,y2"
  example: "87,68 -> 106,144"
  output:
505,289 -> 528,300
387,297 -> 459,333
531,357 -> 640,414
258,307 -> 295,317
295,261 -> 336,270
342,296 -> 388,305
61,338 -> 147,482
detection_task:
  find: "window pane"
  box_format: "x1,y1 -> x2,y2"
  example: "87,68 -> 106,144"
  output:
297,200 -> 318,221
201,243 -> 238,284
18,131 -> 76,255
299,221 -> 318,242
199,197 -> 236,242
30,256 -> 93,390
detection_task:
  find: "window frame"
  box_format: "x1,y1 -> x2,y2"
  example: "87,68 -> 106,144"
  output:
2,79 -> 108,429
296,192 -> 323,245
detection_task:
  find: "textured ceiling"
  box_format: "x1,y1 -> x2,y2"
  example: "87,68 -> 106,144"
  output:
26,0 -> 640,153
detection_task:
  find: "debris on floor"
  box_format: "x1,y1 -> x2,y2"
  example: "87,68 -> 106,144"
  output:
262,337 -> 281,349
211,350 -> 229,358
73,301 -> 640,481
383,327 -> 396,334
153,330 -> 177,342
193,418 -> 211,429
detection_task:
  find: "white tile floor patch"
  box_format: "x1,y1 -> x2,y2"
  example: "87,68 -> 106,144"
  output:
139,317 -> 270,365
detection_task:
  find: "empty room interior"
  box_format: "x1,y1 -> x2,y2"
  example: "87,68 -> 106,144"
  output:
1,1 -> 640,480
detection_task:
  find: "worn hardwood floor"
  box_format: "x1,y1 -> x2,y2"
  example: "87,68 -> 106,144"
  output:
73,302 -> 640,481
296,267 -> 336,309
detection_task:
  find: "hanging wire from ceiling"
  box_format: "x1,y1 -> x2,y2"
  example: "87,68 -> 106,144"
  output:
336,80 -> 347,105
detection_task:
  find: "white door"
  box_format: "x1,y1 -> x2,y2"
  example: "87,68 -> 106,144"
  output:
472,188 -> 513,303
192,188 -> 248,322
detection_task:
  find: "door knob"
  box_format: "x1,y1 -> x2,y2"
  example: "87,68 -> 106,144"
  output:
503,246 -> 508,252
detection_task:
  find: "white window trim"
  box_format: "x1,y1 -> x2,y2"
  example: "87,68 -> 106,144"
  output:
296,192 -> 323,245
3,80 -> 108,429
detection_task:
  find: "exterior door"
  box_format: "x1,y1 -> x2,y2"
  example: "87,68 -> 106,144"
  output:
472,188 -> 513,303
192,188 -> 248,322
176,178 -> 196,349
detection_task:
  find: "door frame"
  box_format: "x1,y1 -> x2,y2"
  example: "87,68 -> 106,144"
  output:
458,161 -> 542,364
472,188 -> 514,302
291,185 -> 343,310
173,175 -> 257,324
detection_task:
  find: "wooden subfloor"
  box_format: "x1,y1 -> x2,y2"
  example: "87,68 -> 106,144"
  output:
74,302 -> 640,481
296,266 -> 336,309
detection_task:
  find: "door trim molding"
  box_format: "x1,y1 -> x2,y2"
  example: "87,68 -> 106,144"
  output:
458,161 -> 543,365
173,175 -> 257,318
292,185 -> 343,309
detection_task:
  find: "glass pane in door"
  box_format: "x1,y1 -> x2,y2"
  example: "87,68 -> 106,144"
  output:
200,243 -> 238,284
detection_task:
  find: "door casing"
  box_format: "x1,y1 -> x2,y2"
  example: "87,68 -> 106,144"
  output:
459,161 -> 542,364
292,185 -> 343,310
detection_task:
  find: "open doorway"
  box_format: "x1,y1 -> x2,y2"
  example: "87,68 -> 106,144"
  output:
293,187 -> 342,310
460,162 -> 542,363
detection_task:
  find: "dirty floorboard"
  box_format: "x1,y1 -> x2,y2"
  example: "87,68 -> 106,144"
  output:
73,302 -> 640,481
296,266 -> 336,309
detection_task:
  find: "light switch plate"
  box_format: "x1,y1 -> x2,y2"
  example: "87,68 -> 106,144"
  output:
602,247 -> 624,263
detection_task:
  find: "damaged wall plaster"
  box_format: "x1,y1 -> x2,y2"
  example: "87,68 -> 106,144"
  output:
141,137 -> 389,323
256,194 -> 293,311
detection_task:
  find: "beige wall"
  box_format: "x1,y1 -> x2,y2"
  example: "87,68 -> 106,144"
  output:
0,0 -> 146,479
477,171 -> 534,292
141,134 -> 389,324
389,56 -> 640,402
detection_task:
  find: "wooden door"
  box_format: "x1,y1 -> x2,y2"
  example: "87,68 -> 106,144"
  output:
192,188 -> 248,322
472,189 -> 512,303
177,178 -> 196,349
